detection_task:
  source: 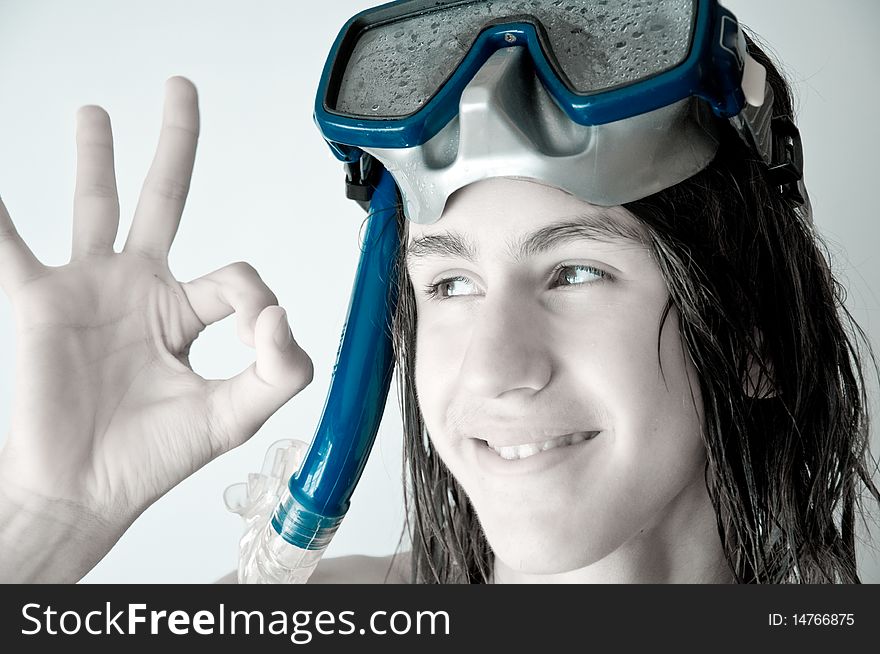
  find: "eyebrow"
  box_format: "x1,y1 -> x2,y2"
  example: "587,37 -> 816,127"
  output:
406,211 -> 647,264
406,231 -> 477,262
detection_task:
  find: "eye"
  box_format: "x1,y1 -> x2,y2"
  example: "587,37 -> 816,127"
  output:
551,264 -> 609,287
425,275 -> 479,299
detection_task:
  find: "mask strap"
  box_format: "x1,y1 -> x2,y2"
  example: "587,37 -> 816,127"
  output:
728,37 -> 810,216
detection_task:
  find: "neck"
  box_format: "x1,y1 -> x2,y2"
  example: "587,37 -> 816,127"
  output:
491,476 -> 734,584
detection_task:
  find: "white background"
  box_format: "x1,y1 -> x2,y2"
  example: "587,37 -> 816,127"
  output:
0,0 -> 878,583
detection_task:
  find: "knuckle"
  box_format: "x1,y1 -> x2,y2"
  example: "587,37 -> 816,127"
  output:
164,122 -> 199,139
227,261 -> 277,304
303,358 -> 315,386
146,176 -> 190,203
78,180 -> 118,200
290,350 -> 315,392
228,260 -> 259,280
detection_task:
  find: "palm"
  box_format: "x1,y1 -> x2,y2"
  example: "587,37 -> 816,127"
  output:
0,77 -> 311,527
13,254 -> 209,512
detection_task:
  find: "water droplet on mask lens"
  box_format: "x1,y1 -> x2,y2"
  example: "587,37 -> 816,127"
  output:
615,40 -> 626,48
633,30 -> 644,39
371,103 -> 380,111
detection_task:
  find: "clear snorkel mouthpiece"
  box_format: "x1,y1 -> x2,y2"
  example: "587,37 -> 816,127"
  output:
225,439 -> 315,583
237,489 -> 343,584
240,522 -> 328,584
236,487 -> 345,584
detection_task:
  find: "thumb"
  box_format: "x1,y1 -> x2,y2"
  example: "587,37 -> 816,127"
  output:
209,305 -> 313,452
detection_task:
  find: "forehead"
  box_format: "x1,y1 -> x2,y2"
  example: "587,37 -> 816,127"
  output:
406,177 -> 647,250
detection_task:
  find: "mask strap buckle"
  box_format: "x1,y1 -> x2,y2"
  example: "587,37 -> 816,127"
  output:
767,115 -> 806,207
344,153 -> 381,211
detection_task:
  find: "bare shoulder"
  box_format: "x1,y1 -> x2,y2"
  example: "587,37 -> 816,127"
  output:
308,550 -> 411,584
213,550 -> 411,584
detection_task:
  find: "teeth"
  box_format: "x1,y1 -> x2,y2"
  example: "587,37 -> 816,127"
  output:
489,432 -> 596,461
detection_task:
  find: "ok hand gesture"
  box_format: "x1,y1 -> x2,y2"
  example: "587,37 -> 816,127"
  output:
0,77 -> 312,581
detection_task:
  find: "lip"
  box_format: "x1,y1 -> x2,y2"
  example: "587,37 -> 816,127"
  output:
468,431 -> 602,476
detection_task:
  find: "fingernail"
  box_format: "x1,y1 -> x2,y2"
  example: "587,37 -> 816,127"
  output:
273,308 -> 293,349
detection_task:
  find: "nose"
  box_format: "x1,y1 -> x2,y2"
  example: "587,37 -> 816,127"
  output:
457,290 -> 552,398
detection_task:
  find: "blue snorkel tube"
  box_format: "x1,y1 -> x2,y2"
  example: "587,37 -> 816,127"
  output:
240,169 -> 399,583
275,168 -> 399,543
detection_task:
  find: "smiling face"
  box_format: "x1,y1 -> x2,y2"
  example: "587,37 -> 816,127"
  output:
406,177 -> 712,576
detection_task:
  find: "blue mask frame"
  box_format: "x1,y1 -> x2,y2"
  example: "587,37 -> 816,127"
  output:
315,0 -> 746,154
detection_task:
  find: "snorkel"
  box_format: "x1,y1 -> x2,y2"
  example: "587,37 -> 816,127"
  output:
271,168 -> 399,547
239,0 -> 809,583
238,169 -> 399,583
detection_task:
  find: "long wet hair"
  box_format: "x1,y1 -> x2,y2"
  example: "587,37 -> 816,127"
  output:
389,37 -> 880,583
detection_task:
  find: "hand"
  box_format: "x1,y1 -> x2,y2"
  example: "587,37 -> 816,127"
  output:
0,77 -> 313,579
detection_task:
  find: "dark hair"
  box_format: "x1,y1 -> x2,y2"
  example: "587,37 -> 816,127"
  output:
390,36 -> 880,583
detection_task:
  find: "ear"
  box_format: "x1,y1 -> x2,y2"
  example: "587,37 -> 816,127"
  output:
743,329 -> 777,399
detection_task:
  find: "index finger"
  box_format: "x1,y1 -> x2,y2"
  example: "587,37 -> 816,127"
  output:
0,196 -> 44,295
124,76 -> 199,259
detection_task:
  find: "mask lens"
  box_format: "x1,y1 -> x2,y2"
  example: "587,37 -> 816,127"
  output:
332,0 -> 696,118
333,5 -> 487,118
542,0 -> 696,92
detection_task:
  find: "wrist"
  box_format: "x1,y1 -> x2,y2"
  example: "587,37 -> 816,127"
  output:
0,459 -> 128,583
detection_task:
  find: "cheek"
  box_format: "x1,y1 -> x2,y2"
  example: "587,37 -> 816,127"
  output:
563,304 -> 704,452
413,318 -> 465,434
610,311 -> 705,476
